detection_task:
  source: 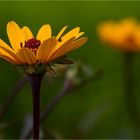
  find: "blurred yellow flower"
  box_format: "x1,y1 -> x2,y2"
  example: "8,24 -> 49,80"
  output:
97,18 -> 140,52
0,21 -> 87,65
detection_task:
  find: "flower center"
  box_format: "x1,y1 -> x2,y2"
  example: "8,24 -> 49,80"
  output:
24,38 -> 41,49
23,38 -> 41,54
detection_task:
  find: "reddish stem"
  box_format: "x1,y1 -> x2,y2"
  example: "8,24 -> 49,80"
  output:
28,73 -> 44,140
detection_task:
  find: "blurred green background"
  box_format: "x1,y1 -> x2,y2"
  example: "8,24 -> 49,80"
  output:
0,1 -> 140,139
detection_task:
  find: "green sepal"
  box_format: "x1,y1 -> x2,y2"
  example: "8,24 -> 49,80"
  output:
57,58 -> 74,64
51,55 -> 74,65
16,63 -> 47,74
51,55 -> 67,64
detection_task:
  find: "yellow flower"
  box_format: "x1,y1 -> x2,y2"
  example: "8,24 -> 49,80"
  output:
97,18 -> 140,52
0,21 -> 88,65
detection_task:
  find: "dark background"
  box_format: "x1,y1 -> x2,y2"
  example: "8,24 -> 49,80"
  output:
0,1 -> 140,139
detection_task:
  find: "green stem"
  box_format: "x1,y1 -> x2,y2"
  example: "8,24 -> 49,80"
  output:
27,73 -> 44,140
123,52 -> 140,137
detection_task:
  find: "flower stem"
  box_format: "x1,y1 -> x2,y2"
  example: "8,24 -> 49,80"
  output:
123,52 -> 140,137
27,73 -> 44,140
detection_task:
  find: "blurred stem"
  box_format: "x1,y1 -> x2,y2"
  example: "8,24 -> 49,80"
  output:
41,79 -> 71,121
27,73 -> 44,140
0,75 -> 27,119
124,52 -> 140,136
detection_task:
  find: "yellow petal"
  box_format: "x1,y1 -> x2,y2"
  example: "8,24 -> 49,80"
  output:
68,37 -> 88,52
0,54 -> 18,64
17,48 -> 37,65
56,25 -> 68,40
7,21 -> 25,53
21,26 -> 33,41
0,39 -> 13,52
48,37 -> 75,61
50,37 -> 87,61
0,45 -> 21,63
37,38 -> 57,63
76,32 -> 84,39
61,27 -> 80,43
37,24 -> 51,43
